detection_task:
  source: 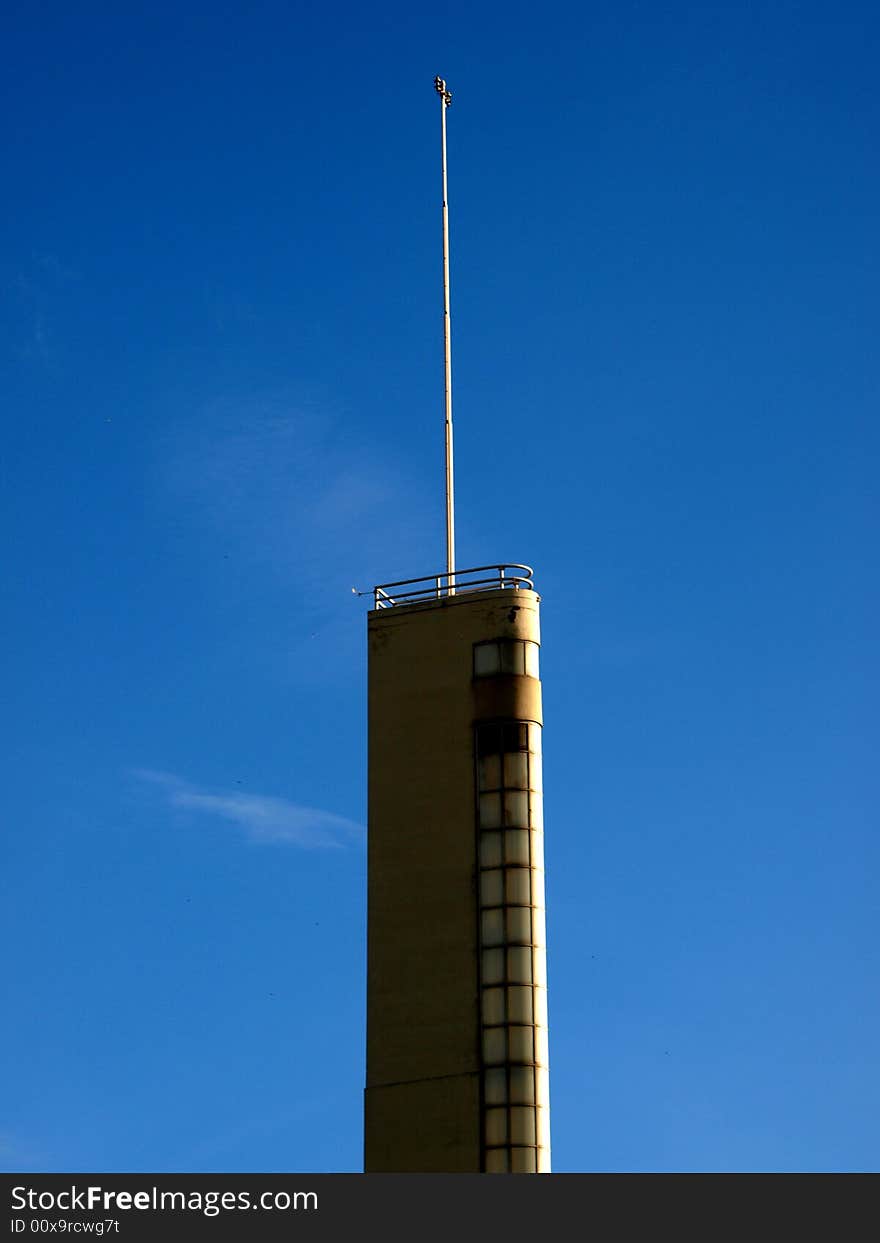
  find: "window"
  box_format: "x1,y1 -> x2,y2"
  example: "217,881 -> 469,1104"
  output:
473,640 -> 540,680
475,718 -> 550,1172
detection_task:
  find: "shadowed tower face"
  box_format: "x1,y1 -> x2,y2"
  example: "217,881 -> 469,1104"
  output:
364,568 -> 550,1173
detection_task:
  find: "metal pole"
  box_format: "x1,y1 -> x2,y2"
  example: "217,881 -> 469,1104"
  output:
435,76 -> 455,594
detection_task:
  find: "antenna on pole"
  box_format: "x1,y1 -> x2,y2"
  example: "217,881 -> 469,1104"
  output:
435,75 -> 455,595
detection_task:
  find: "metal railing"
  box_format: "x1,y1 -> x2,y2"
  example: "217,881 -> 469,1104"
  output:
372,563 -> 534,609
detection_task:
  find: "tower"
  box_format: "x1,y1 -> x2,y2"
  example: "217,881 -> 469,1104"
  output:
364,567 -> 550,1172
362,83 -> 550,1174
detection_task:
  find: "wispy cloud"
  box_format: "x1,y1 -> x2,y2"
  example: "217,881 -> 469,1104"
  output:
11,252 -> 80,365
157,393 -> 435,600
132,769 -> 363,849
0,1130 -> 44,1168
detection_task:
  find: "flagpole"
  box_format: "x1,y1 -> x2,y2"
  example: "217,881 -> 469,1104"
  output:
435,75 -> 455,594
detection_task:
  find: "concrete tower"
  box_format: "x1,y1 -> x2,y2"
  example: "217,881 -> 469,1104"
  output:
364,565 -> 550,1173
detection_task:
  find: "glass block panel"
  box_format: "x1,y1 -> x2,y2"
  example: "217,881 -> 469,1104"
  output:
511,1147 -> 537,1174
482,947 -> 504,985
505,829 -> 530,866
507,985 -> 533,1024
508,1025 -> 534,1063
480,832 -> 502,869
505,869 -> 531,906
481,986 -> 505,1025
529,796 -> 544,832
509,1066 -> 535,1105
503,751 -> 528,790
474,642 -> 500,676
532,906 -> 546,947
476,723 -> 502,757
507,946 -> 533,984
537,1148 -> 551,1174
499,640 -> 525,675
528,722 -> 542,754
478,754 -> 502,792
484,1068 -> 507,1106
485,1108 -> 508,1145
510,1107 -> 536,1146
506,906 -> 532,944
479,793 -> 501,829
481,908 -> 504,947
529,750 -> 543,792
530,828 -> 544,869
534,987 -> 548,1028
502,722 -> 528,752
536,1106 -> 551,1150
482,1027 -> 506,1065
534,1025 -> 549,1068
503,790 -> 529,827
532,947 -> 547,988
480,870 -> 503,908
524,641 -> 540,678
485,1148 -> 509,1174
535,1067 -> 550,1109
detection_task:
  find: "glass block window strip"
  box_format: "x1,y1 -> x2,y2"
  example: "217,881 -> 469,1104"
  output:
474,640 -> 540,679
475,715 -> 550,1173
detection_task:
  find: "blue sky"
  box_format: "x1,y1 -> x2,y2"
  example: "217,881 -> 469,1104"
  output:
2,0 -> 877,1172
